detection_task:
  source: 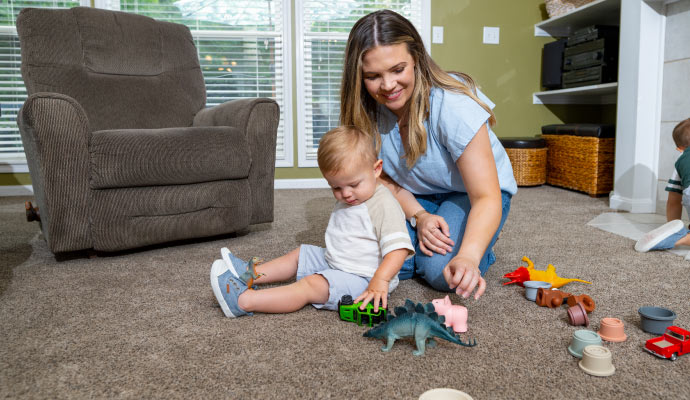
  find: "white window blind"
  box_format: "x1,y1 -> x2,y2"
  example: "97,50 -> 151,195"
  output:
0,0 -> 84,169
99,0 -> 291,166
296,0 -> 423,167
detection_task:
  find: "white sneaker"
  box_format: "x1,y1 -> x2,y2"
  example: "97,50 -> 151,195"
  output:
635,220 -> 686,252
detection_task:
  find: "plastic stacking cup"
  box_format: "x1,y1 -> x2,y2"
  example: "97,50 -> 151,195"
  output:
638,306 -> 677,335
523,281 -> 552,301
567,302 -> 590,327
419,388 -> 474,400
578,345 -> 615,377
598,317 -> 627,342
568,329 -> 602,358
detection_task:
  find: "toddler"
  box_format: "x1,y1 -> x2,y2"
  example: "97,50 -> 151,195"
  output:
636,118 -> 690,253
210,126 -> 414,317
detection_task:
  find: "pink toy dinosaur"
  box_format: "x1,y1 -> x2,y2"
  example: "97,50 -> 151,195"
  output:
432,295 -> 468,333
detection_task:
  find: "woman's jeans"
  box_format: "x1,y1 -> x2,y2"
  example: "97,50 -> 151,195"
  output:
399,191 -> 512,292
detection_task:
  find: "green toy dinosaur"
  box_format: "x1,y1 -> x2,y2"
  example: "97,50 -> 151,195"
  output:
363,299 -> 477,356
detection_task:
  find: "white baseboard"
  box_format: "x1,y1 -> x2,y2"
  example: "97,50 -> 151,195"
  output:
274,178 -> 329,189
0,185 -> 34,196
609,193 -> 656,213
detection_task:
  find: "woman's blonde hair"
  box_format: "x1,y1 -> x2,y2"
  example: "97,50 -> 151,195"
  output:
340,9 -> 495,168
317,126 -> 377,175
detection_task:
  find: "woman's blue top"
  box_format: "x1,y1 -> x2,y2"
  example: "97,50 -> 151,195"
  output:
377,85 -> 518,196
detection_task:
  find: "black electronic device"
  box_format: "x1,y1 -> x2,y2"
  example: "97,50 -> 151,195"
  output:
562,65 -> 617,88
563,38 -> 619,72
567,25 -> 619,47
541,38 -> 567,90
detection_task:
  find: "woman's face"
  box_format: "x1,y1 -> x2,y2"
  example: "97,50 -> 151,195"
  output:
361,43 -> 416,118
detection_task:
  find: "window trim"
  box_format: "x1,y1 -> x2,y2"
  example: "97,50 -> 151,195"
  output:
4,0 -> 294,169
295,0 -> 430,167
0,0 -> 91,170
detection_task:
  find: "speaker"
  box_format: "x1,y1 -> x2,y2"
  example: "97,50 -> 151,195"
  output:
541,38 -> 567,90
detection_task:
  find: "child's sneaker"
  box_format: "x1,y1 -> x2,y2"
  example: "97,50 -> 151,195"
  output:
221,247 -> 248,275
210,259 -> 251,318
220,247 -> 263,288
635,219 -> 690,252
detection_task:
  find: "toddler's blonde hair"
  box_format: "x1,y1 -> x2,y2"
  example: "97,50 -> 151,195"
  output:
317,126 -> 377,175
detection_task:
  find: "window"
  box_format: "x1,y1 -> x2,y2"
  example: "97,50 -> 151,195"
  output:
0,0 -> 87,172
295,0 -> 427,167
3,1 -> 428,172
98,0 -> 292,166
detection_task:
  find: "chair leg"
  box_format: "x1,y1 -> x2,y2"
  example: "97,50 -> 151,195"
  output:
25,201 -> 40,222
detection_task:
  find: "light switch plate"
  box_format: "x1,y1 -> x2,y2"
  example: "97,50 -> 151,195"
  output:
483,26 -> 499,44
432,26 -> 444,44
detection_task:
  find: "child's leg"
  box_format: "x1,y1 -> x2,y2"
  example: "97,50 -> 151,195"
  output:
675,232 -> 690,247
222,247 -> 300,285
253,247 -> 301,284
238,274 -> 329,313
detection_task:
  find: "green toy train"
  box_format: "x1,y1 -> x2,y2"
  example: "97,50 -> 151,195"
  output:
337,295 -> 387,327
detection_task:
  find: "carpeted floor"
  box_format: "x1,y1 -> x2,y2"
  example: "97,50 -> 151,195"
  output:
1,186 -> 688,399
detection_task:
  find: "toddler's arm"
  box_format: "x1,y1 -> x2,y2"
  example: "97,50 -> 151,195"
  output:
667,191 -> 683,221
354,248 -> 408,313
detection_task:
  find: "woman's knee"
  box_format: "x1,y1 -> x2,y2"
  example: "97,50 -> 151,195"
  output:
417,258 -> 452,292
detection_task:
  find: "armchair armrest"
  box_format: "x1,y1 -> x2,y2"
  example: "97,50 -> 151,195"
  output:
193,98 -> 279,224
18,92 -> 92,252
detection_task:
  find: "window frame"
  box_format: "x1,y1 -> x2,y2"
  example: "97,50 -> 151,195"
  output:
294,0 -> 431,167
96,0 -> 294,167
0,0 -> 91,173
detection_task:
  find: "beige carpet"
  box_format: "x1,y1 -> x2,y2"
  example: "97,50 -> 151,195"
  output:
1,186 -> 689,399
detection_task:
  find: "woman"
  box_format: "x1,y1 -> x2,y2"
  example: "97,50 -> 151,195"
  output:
339,9 -> 517,300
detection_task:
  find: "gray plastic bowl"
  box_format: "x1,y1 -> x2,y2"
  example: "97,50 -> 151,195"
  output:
638,306 -> 677,334
523,281 -> 552,301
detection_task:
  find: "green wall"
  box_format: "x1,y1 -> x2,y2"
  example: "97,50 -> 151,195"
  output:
3,0 -> 612,186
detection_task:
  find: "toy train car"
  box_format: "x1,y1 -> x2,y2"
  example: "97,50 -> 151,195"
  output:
337,295 -> 387,327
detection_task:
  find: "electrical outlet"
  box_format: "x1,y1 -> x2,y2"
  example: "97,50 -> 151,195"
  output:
483,26 -> 499,45
432,26 -> 444,44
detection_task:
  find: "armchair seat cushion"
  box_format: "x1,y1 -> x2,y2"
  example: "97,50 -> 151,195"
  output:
90,126 -> 250,189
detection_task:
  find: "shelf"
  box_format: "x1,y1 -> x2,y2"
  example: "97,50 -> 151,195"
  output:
532,82 -> 617,104
535,0 -> 621,37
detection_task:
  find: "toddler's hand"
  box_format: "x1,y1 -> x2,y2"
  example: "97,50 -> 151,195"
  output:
355,277 -> 389,312
443,254 -> 486,300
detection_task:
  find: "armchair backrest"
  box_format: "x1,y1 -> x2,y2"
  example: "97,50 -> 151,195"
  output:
17,7 -> 206,131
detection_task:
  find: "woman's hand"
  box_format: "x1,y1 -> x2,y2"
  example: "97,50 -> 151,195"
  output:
442,254 -> 486,300
355,276 -> 390,312
416,212 -> 454,256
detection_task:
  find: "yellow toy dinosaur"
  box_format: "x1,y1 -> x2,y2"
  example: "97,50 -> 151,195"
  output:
503,256 -> 591,288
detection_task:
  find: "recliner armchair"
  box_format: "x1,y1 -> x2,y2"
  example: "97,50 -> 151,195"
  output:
16,7 -> 279,253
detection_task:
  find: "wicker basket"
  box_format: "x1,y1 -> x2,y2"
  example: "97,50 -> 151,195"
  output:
545,0 -> 595,18
542,134 -> 615,196
501,138 -> 547,187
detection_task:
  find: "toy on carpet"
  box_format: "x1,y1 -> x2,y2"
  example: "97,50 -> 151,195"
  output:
535,288 -> 596,312
431,296 -> 468,333
338,295 -> 387,327
535,288 -> 571,308
566,294 -> 596,313
241,257 -> 264,289
363,299 -> 477,356
644,326 -> 690,361
503,256 -> 592,288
